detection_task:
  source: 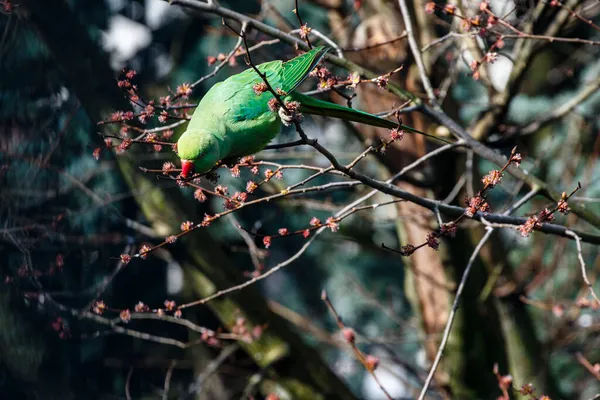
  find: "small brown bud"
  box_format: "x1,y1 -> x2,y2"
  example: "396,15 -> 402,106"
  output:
263,236 -> 272,248
134,301 -> 149,312
120,309 -> 132,323
93,301 -> 106,315
443,4 -> 456,14
253,82 -> 268,95
180,221 -> 193,231
401,244 -> 416,256
365,354 -> 380,371
342,327 -> 356,343
139,244 -> 152,259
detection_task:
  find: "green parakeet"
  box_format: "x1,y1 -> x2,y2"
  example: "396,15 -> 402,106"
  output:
177,46 -> 425,177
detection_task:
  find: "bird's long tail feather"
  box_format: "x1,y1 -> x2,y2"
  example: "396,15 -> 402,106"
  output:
291,93 -> 449,143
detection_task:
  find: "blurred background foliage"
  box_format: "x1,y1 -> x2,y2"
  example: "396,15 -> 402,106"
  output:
1,0 -> 599,399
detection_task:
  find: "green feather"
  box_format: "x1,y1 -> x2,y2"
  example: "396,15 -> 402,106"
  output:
281,46 -> 329,93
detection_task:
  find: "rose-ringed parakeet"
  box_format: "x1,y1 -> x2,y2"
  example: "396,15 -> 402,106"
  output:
177,46 -> 427,177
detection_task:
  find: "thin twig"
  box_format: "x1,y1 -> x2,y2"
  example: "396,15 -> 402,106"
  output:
521,77 -> 600,136
322,290 -> 394,400
342,33 -> 408,52
187,26 -> 244,93
125,366 -> 133,400
565,230 -> 600,306
549,0 -> 600,32
293,0 -> 312,49
263,139 -> 307,150
290,27 -> 343,57
162,360 -> 176,400
421,31 -> 471,52
392,141 -> 465,180
499,33 -> 600,46
397,0 -> 437,104
228,214 -> 262,270
184,344 -> 239,399
575,352 -> 600,381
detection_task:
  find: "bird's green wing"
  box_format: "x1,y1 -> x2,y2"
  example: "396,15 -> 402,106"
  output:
280,46 -> 329,93
201,47 -> 328,125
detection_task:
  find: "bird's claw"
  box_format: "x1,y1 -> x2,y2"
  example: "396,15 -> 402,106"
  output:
278,107 -> 294,126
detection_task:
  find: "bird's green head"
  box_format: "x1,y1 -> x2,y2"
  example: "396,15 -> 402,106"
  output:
177,131 -> 220,178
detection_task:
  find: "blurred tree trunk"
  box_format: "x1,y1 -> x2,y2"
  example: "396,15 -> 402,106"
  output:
18,0 -> 357,397
325,0 -> 559,397
328,0 -> 456,392
477,228 -> 562,397
409,0 -> 563,396
410,0 -> 561,394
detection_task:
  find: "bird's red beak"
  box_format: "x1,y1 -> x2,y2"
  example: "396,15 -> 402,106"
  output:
181,160 -> 194,178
